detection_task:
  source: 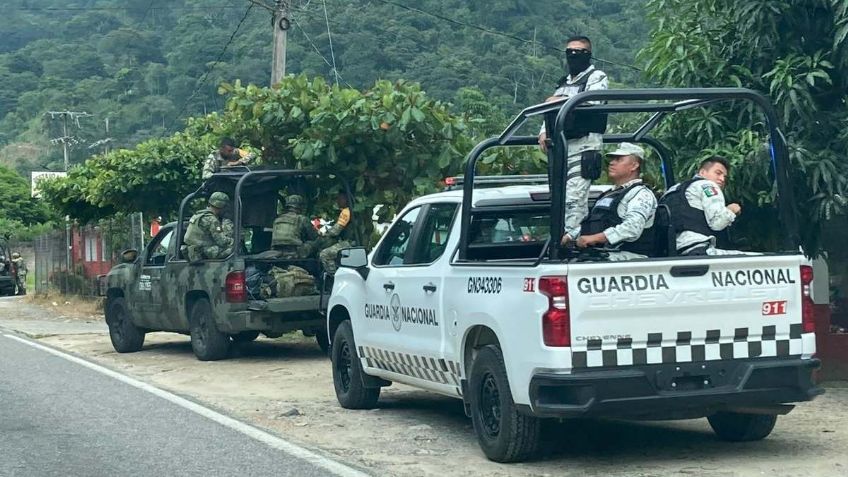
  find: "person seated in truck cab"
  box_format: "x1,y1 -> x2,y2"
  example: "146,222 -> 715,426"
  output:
564,142 -> 657,261
659,155 -> 745,256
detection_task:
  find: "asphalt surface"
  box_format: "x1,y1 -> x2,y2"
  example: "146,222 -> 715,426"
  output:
0,331 -> 360,477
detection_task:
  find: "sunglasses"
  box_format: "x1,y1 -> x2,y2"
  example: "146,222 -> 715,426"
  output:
565,48 -> 591,55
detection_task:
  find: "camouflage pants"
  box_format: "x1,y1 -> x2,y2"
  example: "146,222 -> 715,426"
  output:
187,244 -> 233,262
564,135 -> 601,239
320,241 -> 351,275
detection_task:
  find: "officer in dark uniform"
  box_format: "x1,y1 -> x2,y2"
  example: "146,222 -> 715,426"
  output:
572,142 -> 657,261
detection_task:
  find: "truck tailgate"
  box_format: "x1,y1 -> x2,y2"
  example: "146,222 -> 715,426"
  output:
566,255 -> 808,369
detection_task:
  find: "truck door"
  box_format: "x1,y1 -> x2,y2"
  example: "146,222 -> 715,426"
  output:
136,227 -> 173,327
359,203 -> 457,390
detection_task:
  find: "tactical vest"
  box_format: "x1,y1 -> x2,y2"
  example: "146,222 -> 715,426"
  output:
272,213 -> 304,247
581,183 -> 656,256
659,178 -> 729,247
184,209 -> 216,246
556,71 -> 609,139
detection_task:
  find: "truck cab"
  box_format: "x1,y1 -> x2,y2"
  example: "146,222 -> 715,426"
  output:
327,88 -> 822,462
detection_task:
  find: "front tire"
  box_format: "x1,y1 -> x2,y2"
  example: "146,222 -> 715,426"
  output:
708,412 -> 777,442
189,298 -> 230,361
106,297 -> 145,353
469,344 -> 541,463
331,320 -> 379,409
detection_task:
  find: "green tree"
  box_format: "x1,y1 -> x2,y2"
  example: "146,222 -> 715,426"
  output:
0,164 -> 53,226
638,0 -> 848,254
40,76 -> 473,243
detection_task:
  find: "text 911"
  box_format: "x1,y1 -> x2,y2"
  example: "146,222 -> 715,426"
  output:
762,300 -> 787,316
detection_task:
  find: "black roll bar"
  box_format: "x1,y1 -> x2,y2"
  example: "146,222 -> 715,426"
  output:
175,169 -> 357,260
459,88 -> 799,261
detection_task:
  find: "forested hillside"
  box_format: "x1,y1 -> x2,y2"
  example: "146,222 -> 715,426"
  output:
0,0 -> 647,174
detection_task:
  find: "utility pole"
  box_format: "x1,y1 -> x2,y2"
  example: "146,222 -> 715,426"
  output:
271,0 -> 290,85
47,111 -> 91,171
88,117 -> 113,156
46,110 -> 90,272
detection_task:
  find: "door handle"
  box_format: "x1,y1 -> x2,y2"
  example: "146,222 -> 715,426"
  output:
383,282 -> 395,291
423,283 -> 437,293
670,265 -> 709,277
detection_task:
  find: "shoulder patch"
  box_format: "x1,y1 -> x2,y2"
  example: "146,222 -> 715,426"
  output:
702,184 -> 719,198
337,208 -> 351,227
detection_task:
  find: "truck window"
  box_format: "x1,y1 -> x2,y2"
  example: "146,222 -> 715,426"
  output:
145,229 -> 173,267
466,210 -> 549,261
410,203 -> 458,265
373,206 -> 422,266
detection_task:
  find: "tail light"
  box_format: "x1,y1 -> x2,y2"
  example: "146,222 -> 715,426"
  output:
800,265 -> 814,333
539,276 -> 570,347
226,271 -> 247,303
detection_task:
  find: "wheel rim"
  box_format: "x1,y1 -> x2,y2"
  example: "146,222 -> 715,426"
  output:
478,372 -> 501,438
336,340 -> 353,392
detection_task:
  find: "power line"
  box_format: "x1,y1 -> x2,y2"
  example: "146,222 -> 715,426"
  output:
321,0 -> 340,86
291,17 -> 353,88
167,3 -> 256,132
140,1 -> 156,22
6,5 -> 245,12
365,0 -> 642,72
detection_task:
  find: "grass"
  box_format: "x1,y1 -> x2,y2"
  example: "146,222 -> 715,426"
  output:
25,292 -> 104,320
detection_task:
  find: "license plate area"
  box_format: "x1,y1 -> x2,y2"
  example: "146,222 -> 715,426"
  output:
655,362 -> 734,391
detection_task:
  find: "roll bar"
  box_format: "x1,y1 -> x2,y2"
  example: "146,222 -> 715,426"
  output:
175,169 -> 356,259
458,88 -> 798,261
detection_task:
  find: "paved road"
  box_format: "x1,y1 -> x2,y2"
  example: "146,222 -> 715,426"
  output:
0,332 -> 365,477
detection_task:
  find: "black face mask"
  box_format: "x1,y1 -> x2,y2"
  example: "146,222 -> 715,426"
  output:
566,51 -> 592,76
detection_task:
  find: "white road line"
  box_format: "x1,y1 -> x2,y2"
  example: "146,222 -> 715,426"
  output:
2,333 -> 370,477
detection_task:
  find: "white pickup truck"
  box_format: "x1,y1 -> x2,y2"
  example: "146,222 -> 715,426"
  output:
325,89 -> 823,462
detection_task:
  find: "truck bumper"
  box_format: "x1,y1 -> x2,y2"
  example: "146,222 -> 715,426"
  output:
528,358 -> 823,419
0,277 -> 15,294
220,310 -> 323,334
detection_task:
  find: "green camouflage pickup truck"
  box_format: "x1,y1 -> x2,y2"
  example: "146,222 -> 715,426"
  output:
102,169 -> 354,360
0,242 -> 15,296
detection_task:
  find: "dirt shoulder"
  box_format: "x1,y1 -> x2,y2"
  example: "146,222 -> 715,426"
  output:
2,298 -> 847,477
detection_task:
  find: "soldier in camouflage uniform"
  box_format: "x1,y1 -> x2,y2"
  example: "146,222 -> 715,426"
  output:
570,143 -> 657,261
183,192 -> 235,262
319,192 -> 353,274
201,137 -> 256,180
11,252 -> 26,295
271,195 -> 319,259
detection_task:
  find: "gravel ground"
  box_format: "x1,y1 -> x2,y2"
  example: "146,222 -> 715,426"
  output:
1,296 -> 846,477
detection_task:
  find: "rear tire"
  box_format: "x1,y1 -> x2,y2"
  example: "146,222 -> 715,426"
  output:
106,297 -> 145,353
232,330 -> 260,343
469,345 -> 541,463
189,298 -> 230,361
331,320 -> 380,409
708,412 -> 777,442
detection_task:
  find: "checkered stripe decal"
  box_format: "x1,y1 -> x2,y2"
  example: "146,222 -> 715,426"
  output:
359,346 -> 462,388
571,323 -> 807,369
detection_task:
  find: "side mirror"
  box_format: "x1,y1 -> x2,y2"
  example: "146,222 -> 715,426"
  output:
121,249 -> 139,264
338,247 -> 369,279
